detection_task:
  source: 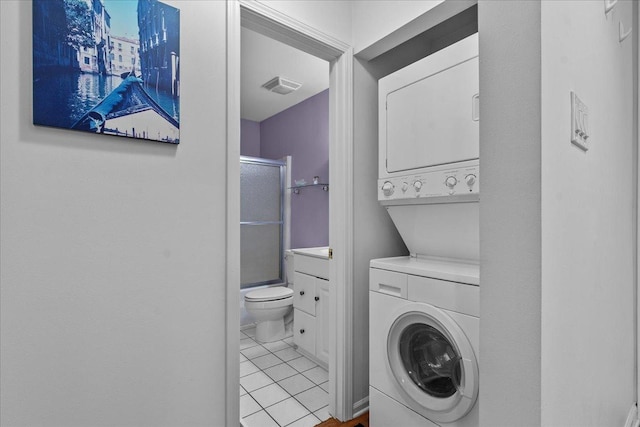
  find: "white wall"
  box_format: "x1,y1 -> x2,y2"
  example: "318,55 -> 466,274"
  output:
478,2 -> 542,424
351,1 -> 443,54
0,2 -> 230,426
479,1 -> 637,426
261,1 -> 352,46
540,1 -> 636,425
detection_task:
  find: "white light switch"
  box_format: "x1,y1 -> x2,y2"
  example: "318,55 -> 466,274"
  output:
571,91 -> 589,151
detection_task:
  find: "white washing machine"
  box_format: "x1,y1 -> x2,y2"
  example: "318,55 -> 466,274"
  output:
369,256 -> 479,427
370,32 -> 480,426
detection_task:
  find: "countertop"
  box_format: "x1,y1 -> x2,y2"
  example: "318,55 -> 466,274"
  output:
291,247 -> 329,260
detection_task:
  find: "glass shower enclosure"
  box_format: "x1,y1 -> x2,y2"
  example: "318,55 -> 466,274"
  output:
240,156 -> 286,289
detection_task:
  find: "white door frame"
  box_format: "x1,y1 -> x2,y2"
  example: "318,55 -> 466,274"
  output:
635,0 -> 640,421
225,1 -> 355,424
637,0 -> 640,416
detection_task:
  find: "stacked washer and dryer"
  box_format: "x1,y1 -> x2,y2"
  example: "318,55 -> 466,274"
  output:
370,34 -> 480,426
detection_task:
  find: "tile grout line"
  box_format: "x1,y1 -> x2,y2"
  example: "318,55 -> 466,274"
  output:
254,376 -> 326,423
289,386 -> 328,415
243,389 -> 285,427
282,411 -> 321,427
240,330 -> 329,427
243,335 -> 308,426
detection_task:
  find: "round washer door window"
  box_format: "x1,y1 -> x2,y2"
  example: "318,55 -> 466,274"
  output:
387,304 -> 478,423
398,323 -> 462,398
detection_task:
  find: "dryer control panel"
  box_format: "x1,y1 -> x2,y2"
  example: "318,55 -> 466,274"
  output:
378,164 -> 479,203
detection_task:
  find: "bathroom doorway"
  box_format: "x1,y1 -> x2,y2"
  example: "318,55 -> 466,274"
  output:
226,1 -> 355,425
238,23 -> 331,424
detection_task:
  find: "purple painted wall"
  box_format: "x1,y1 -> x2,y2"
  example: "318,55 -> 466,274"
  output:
240,119 -> 261,157
260,90 -> 329,249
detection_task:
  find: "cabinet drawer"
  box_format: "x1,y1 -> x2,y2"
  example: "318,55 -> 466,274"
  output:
295,255 -> 329,280
369,267 -> 407,298
294,272 -> 316,315
294,308 -> 316,355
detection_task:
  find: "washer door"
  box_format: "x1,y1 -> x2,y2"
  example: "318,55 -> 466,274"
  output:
387,303 -> 478,423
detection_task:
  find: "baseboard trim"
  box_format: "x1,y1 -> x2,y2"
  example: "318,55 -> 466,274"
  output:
240,323 -> 256,331
352,396 -> 369,418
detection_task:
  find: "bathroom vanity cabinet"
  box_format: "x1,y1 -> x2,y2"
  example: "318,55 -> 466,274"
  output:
291,248 -> 330,368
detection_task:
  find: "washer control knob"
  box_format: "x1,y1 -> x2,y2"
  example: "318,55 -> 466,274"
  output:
465,174 -> 477,188
382,181 -> 394,196
413,181 -> 422,192
445,176 -> 458,189
401,182 -> 409,192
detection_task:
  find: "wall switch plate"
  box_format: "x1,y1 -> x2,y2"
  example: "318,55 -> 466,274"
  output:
571,91 -> 589,151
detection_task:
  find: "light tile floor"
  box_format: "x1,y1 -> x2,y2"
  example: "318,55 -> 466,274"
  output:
240,326 -> 330,427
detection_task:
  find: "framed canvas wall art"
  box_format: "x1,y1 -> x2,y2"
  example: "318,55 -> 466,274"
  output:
33,0 -> 180,144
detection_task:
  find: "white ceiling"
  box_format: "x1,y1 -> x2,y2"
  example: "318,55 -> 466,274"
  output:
241,27 -> 329,123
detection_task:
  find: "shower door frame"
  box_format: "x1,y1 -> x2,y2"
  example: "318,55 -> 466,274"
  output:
239,156 -> 286,289
226,0 -> 355,424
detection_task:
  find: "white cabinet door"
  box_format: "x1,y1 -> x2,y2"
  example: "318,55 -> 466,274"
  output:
294,272 -> 316,316
294,308 -> 316,356
315,278 -> 330,366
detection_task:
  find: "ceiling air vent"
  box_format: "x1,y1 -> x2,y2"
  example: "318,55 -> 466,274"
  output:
262,76 -> 302,95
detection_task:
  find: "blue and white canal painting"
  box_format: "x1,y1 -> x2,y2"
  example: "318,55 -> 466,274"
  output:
33,0 -> 180,144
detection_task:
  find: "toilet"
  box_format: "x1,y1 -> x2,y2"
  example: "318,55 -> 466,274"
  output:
244,286 -> 293,343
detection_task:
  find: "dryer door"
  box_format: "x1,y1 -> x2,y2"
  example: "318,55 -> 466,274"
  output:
385,56 -> 479,173
387,303 -> 478,423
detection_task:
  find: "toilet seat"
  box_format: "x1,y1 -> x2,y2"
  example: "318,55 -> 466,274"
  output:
245,287 -> 293,302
